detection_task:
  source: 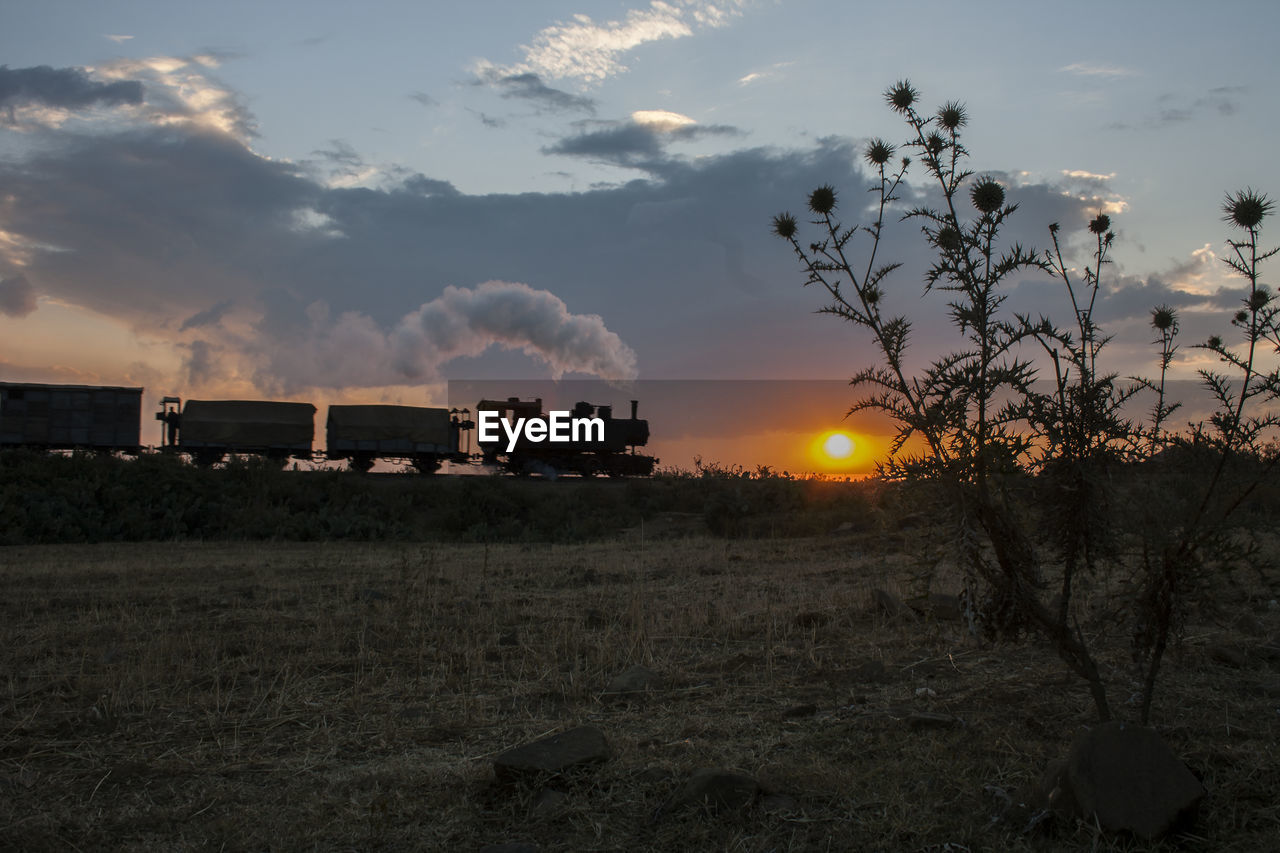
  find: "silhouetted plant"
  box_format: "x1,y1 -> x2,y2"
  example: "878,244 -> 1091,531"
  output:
1132,189 -> 1279,722
774,79 -> 1277,723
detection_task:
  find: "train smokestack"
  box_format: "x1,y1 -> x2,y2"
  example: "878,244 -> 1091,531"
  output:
630,400 -> 638,419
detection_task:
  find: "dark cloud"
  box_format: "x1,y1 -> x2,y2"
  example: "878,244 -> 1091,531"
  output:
0,274 -> 38,318
179,299 -> 233,331
0,64 -> 143,114
490,72 -> 596,114
1146,86 -> 1246,127
408,90 -> 437,107
544,118 -> 742,168
312,139 -> 362,167
402,175 -> 460,197
3,112 -> 1129,393
473,110 -> 505,128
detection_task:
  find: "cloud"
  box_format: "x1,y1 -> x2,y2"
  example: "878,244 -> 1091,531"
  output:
0,64 -> 143,122
545,112 -> 741,167
3,78 -> 1142,397
478,0 -> 745,84
1060,62 -> 1138,78
103,34 -> 134,44
408,90 -> 437,107
92,54 -> 256,138
0,274 -> 38,317
484,71 -> 597,114
737,61 -> 792,86
179,299 -> 233,331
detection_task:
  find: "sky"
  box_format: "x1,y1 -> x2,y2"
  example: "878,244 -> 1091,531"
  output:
1,0 -> 1277,470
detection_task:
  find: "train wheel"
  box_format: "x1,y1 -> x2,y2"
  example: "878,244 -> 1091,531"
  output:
412,455 -> 441,475
193,450 -> 223,467
349,456 -> 375,473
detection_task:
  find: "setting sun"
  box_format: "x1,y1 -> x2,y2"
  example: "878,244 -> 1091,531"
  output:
809,429 -> 861,472
822,431 -> 854,459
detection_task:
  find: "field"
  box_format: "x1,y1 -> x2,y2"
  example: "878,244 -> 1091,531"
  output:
3,525 -> 1279,851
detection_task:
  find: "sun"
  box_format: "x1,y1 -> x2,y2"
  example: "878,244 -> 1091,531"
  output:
820,431 -> 855,460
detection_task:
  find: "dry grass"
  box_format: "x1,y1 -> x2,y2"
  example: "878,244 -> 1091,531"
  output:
1,531 -> 1278,851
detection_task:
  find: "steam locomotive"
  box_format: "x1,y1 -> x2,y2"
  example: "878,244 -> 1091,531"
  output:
0,381 -> 656,477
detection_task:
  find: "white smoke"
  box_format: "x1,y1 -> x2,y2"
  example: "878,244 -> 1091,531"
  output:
250,280 -> 638,393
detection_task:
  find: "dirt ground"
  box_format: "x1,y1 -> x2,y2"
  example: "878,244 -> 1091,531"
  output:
2,534 -> 1277,851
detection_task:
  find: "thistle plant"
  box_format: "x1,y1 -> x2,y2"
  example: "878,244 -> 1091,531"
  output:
775,72 -> 1280,740
1133,189 -> 1279,723
775,80 -> 1116,720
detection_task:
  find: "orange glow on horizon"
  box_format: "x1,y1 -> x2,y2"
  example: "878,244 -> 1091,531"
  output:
809,429 -> 865,474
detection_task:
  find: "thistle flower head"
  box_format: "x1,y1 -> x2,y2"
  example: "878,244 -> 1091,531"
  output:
864,138 -> 894,167
885,80 -> 918,114
1249,286 -> 1271,312
970,177 -> 1005,214
1048,222 -> 1060,234
1235,309 -> 1250,325
1223,188 -> 1273,230
772,212 -> 798,239
936,225 -> 962,251
1208,335 -> 1223,349
1089,213 -> 1111,235
924,131 -> 947,155
1151,305 -> 1176,332
936,101 -> 967,131
808,185 -> 837,215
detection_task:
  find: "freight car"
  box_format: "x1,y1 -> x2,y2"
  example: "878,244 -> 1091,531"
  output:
2,379 -> 658,476
475,397 -> 656,477
0,382 -> 142,452
156,397 -> 316,466
325,404 -> 470,473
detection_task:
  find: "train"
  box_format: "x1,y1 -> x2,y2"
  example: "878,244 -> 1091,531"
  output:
0,381 -> 657,477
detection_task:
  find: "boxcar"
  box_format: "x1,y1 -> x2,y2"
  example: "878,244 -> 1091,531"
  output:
0,382 -> 142,452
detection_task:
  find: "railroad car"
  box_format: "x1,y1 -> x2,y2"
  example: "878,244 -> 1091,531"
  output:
0,382 -> 142,452
3,380 -> 658,476
156,398 -> 315,466
325,404 -> 470,473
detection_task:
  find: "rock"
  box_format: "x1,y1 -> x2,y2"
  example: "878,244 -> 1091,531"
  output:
676,769 -> 759,811
1065,721 -> 1206,840
604,665 -> 660,697
1007,758 -> 1077,833
493,726 -> 610,781
872,588 -> 917,621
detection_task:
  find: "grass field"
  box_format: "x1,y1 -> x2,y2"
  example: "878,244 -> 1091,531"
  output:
2,530 -> 1278,851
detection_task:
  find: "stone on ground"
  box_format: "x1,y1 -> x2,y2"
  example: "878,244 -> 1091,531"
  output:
493,726 -> 610,782
1065,721 -> 1205,840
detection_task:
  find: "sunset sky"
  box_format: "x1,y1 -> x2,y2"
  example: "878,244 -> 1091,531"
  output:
2,0 -> 1277,470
